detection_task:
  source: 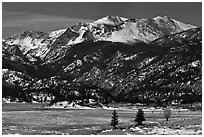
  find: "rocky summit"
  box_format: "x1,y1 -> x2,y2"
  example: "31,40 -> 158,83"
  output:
2,16 -> 202,105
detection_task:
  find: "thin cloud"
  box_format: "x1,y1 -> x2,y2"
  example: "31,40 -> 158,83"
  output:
2,11 -> 94,38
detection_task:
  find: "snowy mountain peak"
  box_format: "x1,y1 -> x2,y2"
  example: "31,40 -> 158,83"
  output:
153,15 -> 169,21
3,15 -> 198,57
94,16 -> 128,26
153,15 -> 196,30
48,29 -> 67,38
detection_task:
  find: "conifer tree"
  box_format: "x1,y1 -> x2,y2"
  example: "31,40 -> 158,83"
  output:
111,110 -> 119,129
134,108 -> 145,125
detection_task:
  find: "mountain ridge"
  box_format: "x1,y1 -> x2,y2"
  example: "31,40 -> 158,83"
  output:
2,16 -> 201,105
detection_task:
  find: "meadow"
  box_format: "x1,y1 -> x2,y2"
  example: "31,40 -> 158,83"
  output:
2,103 -> 202,135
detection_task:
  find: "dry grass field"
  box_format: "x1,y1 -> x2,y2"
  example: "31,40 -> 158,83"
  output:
2,103 -> 202,135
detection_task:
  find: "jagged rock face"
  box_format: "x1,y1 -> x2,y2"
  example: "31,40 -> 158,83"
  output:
2,16 -> 201,104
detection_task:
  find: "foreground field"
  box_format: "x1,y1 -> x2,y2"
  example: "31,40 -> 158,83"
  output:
2,103 -> 202,135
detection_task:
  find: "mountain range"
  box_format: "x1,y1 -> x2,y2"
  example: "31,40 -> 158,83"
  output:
2,16 -> 202,105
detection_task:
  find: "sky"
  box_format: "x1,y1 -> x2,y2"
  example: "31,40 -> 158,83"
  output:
2,2 -> 202,38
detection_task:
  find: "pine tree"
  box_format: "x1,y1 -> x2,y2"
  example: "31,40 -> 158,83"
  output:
134,108 -> 145,125
111,110 -> 119,129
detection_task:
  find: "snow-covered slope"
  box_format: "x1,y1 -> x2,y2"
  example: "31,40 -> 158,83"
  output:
3,29 -> 66,60
48,29 -> 67,39
153,16 -> 196,32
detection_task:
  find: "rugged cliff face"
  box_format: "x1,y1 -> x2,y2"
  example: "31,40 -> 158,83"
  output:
2,16 -> 201,105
